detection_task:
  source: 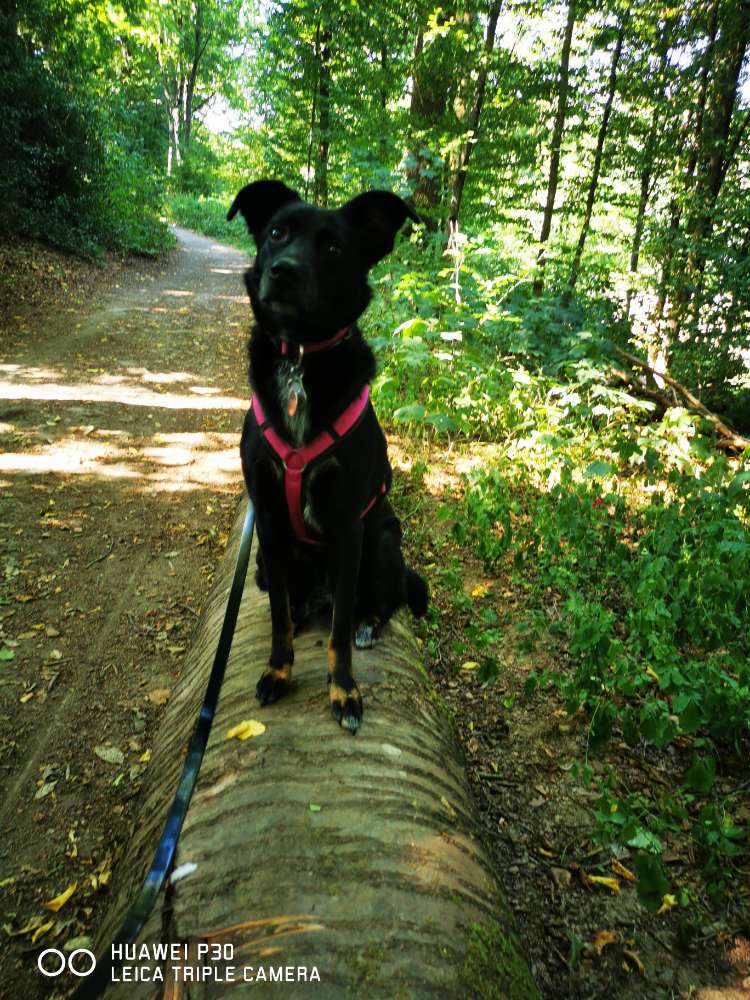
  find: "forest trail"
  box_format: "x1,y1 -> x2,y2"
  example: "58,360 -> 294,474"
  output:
0,229 -> 250,998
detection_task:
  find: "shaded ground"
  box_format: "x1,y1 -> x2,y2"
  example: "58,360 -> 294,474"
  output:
0,229 -> 247,999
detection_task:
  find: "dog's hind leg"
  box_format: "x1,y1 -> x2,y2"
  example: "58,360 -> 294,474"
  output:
327,522 -> 364,732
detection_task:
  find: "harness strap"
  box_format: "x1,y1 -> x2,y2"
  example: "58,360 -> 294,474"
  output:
252,385 -> 386,544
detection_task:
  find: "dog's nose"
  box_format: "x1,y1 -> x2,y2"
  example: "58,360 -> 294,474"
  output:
269,257 -> 300,280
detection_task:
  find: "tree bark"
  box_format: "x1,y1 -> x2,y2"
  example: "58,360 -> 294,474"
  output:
563,14 -> 626,305
313,26 -> 331,206
408,7 -> 455,226
686,0 -> 750,274
447,0 -> 502,233
650,1 -> 719,356
99,502 -> 541,1000
532,0 -> 576,297
182,1 -> 206,155
625,30 -> 670,316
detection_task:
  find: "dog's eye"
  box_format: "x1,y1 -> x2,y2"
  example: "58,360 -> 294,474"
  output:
328,243 -> 342,256
269,225 -> 287,242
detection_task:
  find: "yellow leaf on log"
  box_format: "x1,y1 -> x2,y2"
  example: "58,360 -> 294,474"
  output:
227,720 -> 266,741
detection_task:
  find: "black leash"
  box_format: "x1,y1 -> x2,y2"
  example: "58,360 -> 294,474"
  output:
72,500 -> 255,1000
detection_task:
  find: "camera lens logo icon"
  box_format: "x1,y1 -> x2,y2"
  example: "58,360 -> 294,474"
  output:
38,948 -> 96,977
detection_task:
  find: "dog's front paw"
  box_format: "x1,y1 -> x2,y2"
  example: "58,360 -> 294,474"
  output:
329,681 -> 363,733
256,664 -> 292,706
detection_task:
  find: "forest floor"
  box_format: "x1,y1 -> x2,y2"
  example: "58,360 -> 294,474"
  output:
0,230 -> 246,999
0,231 -> 747,1000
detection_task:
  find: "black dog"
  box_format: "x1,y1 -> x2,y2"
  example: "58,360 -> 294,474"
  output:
227,180 -> 428,733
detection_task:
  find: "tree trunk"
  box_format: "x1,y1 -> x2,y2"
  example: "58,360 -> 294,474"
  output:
98,501 -> 541,1000
408,8 -> 455,226
563,14 -> 626,306
650,2 -> 719,357
686,0 -> 750,273
626,28 -> 670,316
447,0 -> 502,233
183,5 -> 204,156
313,26 -> 331,206
532,0 -> 576,297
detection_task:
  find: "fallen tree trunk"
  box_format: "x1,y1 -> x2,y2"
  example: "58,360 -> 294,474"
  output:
611,346 -> 750,452
97,500 -> 538,999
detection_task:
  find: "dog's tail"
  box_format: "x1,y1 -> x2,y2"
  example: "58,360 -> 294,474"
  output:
405,568 -> 429,618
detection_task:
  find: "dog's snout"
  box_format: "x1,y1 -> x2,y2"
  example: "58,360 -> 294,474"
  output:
269,257 -> 300,280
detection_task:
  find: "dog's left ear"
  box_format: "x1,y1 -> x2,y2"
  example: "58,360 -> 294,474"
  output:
227,180 -> 301,243
340,191 -> 420,267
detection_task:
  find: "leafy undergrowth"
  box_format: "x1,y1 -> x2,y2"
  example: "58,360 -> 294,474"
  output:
374,235 -> 750,997
390,439 -> 750,999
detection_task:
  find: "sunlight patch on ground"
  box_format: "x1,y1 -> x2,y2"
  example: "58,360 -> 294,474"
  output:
0,430 -> 241,491
0,364 -> 246,411
387,434 -> 502,496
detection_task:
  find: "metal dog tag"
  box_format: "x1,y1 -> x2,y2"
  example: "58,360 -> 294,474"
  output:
286,369 -> 305,417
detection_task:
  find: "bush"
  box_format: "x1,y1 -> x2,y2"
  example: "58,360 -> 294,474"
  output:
0,44 -> 172,256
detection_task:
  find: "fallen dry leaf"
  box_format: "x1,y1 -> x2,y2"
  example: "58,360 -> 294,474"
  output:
584,873 -> 621,895
94,745 -> 124,766
44,882 -> 77,912
592,930 -> 618,956
657,893 -> 677,914
226,719 -> 266,741
622,947 -> 646,975
147,688 -> 171,706
611,859 -> 636,882
31,920 -> 54,944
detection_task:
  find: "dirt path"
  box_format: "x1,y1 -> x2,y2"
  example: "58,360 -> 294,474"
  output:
0,229 -> 250,998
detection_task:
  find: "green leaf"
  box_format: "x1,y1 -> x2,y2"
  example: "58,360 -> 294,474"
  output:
584,460 -> 614,479
393,403 -> 426,423
627,829 -> 663,853
678,700 -> 702,734
0,647 -> 15,662
635,854 -> 670,912
728,471 -> 750,497
309,803 -> 321,812
394,317 -> 427,338
684,754 -> 716,794
426,412 -> 458,432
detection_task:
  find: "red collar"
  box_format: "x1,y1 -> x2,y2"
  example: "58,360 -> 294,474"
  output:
278,325 -> 351,360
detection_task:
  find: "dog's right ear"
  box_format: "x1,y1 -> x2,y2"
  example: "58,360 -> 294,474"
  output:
227,181 -> 301,243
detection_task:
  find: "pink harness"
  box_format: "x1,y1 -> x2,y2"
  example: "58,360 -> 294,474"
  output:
251,385 -> 386,545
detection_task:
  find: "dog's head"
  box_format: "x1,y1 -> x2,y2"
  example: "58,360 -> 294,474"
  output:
227,180 -> 418,342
